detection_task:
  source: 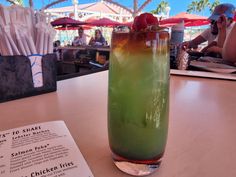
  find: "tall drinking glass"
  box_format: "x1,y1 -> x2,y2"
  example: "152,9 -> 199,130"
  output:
108,27 -> 170,176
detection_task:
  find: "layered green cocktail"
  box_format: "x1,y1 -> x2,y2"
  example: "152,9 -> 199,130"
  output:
108,26 -> 170,175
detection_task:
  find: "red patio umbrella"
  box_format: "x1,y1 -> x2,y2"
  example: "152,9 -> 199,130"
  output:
51,17 -> 87,27
86,17 -> 121,27
160,12 -> 209,27
184,20 -> 210,27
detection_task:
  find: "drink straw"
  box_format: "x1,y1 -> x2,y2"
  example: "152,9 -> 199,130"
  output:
0,6 -> 15,55
47,13 -> 51,25
48,29 -> 56,54
0,5 -> 3,23
35,27 -> 44,55
3,32 -> 13,55
19,31 -> 31,55
15,27 -> 27,56
2,5 -> 10,25
4,27 -> 20,55
0,16 -> 4,27
39,31 -> 45,55
0,38 -> 4,55
25,8 -> 34,40
0,4 -> 56,56
0,31 -> 8,55
9,24 -> 17,49
27,35 -> 37,54
35,11 -> 40,24
29,8 -> 36,42
23,12 -> 36,54
9,6 -> 17,24
40,11 -> 47,24
43,29 -> 49,55
35,28 -> 40,54
36,24 -> 45,55
0,5 -> 6,25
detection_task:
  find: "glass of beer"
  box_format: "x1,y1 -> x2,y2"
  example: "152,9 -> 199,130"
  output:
108,26 -> 170,176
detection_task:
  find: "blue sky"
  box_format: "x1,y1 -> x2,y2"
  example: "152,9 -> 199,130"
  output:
1,0 -> 235,16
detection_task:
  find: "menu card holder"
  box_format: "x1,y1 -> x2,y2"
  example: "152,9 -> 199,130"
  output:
0,54 -> 57,103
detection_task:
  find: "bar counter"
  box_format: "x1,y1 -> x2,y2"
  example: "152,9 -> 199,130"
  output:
58,45 -> 110,52
0,71 -> 236,177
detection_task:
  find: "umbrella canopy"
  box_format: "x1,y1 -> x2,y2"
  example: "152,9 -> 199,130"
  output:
184,20 -> 210,27
51,17 -> 87,27
86,17 -> 121,27
160,12 -> 209,27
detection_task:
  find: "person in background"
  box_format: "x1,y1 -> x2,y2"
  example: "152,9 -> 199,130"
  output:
181,3 -> 235,57
72,27 -> 87,46
222,23 -> 236,63
53,40 -> 61,48
203,3 -> 235,57
89,29 -> 107,46
181,21 -> 217,50
53,40 -> 61,60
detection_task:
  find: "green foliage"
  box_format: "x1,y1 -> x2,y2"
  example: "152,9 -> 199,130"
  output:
5,0 -> 24,6
150,0 -> 170,15
209,0 -> 220,13
187,0 -> 221,14
187,1 -> 199,13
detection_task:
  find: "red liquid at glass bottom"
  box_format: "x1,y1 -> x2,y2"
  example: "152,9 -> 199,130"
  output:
112,152 -> 164,176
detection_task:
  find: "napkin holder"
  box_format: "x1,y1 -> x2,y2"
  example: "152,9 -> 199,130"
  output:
0,54 -> 57,103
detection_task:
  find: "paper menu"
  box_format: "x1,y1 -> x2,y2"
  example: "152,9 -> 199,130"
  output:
0,121 -> 94,177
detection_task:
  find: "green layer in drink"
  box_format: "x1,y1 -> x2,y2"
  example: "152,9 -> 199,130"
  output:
108,30 -> 170,160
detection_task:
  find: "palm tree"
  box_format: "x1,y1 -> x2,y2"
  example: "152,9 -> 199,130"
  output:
187,0 -> 218,14
198,0 -> 210,11
150,0 -> 169,15
5,0 -> 24,6
209,0 -> 220,13
187,1 -> 201,13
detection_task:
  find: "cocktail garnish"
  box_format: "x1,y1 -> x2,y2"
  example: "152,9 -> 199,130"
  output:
132,13 -> 159,31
